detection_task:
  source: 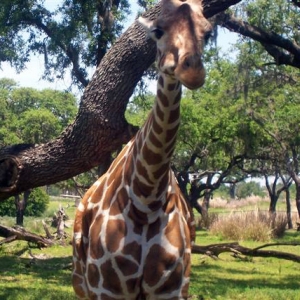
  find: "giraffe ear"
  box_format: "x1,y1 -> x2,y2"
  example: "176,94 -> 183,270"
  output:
138,17 -> 164,40
137,16 -> 155,31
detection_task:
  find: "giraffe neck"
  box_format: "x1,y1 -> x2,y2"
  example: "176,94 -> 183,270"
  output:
129,73 -> 182,207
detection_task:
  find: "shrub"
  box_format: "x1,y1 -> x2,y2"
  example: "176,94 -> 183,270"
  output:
210,210 -> 287,242
197,212 -> 219,229
236,181 -> 265,199
271,213 -> 288,238
26,188 -> 50,216
0,188 -> 49,217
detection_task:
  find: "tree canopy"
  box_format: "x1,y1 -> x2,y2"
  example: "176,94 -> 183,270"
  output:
0,0 -> 133,88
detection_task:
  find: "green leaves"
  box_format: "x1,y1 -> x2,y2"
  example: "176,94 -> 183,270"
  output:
0,0 -> 133,88
0,80 -> 78,147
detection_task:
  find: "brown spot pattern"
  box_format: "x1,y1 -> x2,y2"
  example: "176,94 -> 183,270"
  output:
148,200 -> 162,211
158,75 -> 164,88
142,143 -> 162,166
101,260 -> 123,295
146,217 -> 161,241
122,241 -> 142,263
157,89 -> 169,107
153,163 -> 169,180
165,213 -> 184,253
90,183 -> 104,204
115,255 -> 139,276
132,177 -> 154,198
156,174 -> 169,197
149,131 -> 163,148
152,117 -> 163,135
105,219 -> 127,253
155,102 -> 165,122
72,274 -> 86,298
165,136 -> 177,156
126,278 -> 138,294
109,189 -> 128,216
144,244 -> 176,287
90,214 -> 105,259
163,194 -> 176,214
168,83 -> 177,91
154,263 -> 183,294
87,263 -> 100,288
168,107 -> 180,124
100,293 -> 125,300
128,201 -> 148,225
136,160 -> 152,184
166,124 -> 180,143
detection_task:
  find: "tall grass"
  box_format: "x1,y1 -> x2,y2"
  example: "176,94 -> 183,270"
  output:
209,210 -> 288,241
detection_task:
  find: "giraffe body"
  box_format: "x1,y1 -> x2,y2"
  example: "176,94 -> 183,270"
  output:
72,1 -> 212,299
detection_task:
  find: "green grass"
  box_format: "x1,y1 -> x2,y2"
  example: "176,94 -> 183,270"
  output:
0,198 -> 300,299
0,241 -> 75,300
190,230 -> 300,300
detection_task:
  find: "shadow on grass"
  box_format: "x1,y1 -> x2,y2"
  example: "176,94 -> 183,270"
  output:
190,261 -> 299,299
0,254 -> 76,300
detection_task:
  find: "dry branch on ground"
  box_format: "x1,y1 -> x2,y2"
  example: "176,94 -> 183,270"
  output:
192,242 -> 300,263
0,224 -> 54,248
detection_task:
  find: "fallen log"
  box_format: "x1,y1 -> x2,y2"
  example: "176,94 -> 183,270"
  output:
192,242 -> 300,263
0,224 -> 54,248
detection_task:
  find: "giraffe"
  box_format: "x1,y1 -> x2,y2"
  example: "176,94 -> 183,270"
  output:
72,0 -> 212,299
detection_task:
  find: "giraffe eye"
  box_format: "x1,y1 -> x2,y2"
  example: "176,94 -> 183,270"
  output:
204,31 -> 212,44
151,27 -> 164,40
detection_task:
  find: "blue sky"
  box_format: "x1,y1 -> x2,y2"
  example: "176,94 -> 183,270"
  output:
0,0 -> 237,96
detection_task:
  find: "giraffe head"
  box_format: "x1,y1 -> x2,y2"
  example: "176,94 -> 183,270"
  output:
139,0 -> 212,90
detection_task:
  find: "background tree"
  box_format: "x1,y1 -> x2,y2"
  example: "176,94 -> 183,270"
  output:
0,187 -> 49,225
0,79 -> 77,224
0,0 -> 132,88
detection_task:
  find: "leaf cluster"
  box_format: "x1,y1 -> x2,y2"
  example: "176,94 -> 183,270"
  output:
0,78 -> 78,147
0,187 -> 49,217
0,0 -> 132,88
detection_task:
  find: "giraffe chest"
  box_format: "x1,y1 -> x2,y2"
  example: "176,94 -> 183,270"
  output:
84,191 -> 192,299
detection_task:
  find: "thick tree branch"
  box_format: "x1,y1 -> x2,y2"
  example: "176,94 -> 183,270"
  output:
216,12 -> 300,68
0,224 -> 54,248
0,0 -> 242,201
291,0 -> 300,8
192,242 -> 300,263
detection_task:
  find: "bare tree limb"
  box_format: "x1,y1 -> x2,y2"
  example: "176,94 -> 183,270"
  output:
216,12 -> 300,68
192,242 -> 300,263
0,224 -> 54,248
291,0 -> 300,8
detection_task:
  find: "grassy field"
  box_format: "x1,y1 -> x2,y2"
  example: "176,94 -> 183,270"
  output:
0,197 -> 299,300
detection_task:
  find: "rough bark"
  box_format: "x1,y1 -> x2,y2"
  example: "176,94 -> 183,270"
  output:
192,242 -> 300,263
0,0 -> 241,201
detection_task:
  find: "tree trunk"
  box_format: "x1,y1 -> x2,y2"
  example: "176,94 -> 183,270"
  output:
56,207 -> 66,239
0,0 -> 243,201
295,182 -> 300,218
285,189 -> 293,229
201,190 -> 211,217
269,194 -> 278,215
229,183 -> 236,199
190,181 -> 203,215
15,194 -> 25,226
14,190 -> 31,226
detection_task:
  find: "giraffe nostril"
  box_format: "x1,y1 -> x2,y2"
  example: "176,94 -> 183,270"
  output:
183,55 -> 203,70
184,59 -> 190,69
